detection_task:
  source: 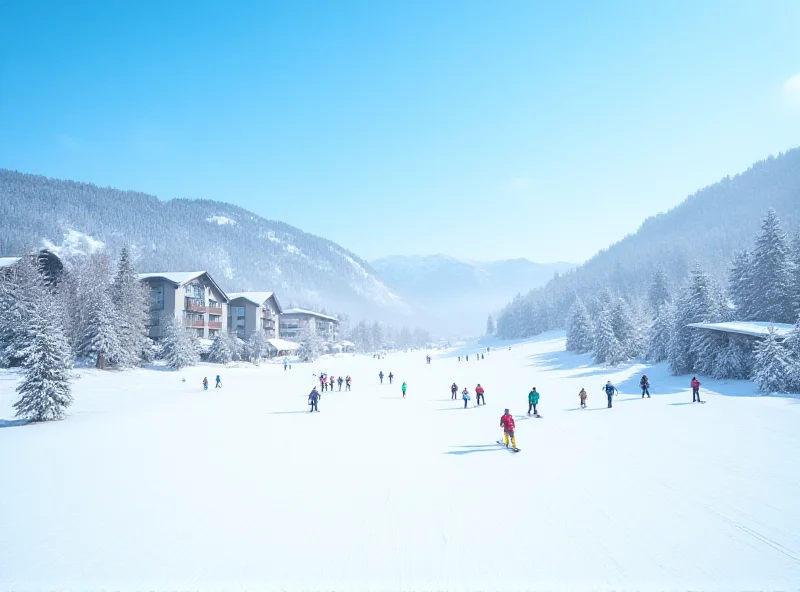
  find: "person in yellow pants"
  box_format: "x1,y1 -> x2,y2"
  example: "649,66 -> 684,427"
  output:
500,409 -> 517,449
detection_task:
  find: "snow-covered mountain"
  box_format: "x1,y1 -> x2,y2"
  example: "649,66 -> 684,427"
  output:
372,255 -> 573,335
0,170 -> 408,321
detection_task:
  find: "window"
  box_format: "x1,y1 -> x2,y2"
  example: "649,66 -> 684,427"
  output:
209,299 -> 219,308
150,285 -> 164,310
184,283 -> 204,300
235,306 -> 245,318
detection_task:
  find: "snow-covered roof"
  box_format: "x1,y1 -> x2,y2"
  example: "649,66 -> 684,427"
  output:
0,257 -> 21,269
138,271 -> 206,285
339,340 -> 356,347
281,308 -> 339,322
228,291 -> 282,312
267,338 -> 301,351
687,321 -> 795,339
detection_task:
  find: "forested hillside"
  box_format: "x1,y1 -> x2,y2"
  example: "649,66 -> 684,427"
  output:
0,170 -> 408,321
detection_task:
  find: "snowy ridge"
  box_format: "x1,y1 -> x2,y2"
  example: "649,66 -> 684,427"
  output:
206,215 -> 236,226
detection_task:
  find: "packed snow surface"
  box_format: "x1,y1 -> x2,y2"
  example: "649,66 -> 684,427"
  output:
1,334 -> 799,591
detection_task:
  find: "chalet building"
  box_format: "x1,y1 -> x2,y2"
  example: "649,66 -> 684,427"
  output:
280,308 -> 340,341
0,250 -> 64,285
139,271 -> 229,340
227,292 -> 283,340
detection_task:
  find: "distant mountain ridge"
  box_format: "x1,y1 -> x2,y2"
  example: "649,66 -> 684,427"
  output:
0,169 -> 409,321
372,254 -> 574,335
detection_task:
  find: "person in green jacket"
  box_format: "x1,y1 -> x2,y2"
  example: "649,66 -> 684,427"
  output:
401,382 -> 407,398
527,387 -> 540,416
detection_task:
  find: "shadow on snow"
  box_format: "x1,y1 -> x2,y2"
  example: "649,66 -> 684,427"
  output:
445,444 -> 506,456
0,418 -> 32,428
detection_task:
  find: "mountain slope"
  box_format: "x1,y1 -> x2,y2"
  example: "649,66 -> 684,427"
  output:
373,255 -> 573,334
0,170 -> 408,320
496,147 -> 800,337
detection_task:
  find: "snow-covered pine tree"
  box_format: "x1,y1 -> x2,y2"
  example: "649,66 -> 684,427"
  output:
668,264 -> 722,375
207,332 -> 234,364
783,320 -> 800,393
647,267 -> 671,311
110,247 -> 149,367
791,231 -> 800,319
594,306 -> 625,366
245,329 -> 269,363
647,301 -> 675,363
13,294 -> 73,421
753,325 -> 792,394
371,322 -> 384,350
297,325 -> 324,361
728,249 -> 753,320
486,314 -> 495,336
160,316 -> 199,369
611,297 -> 644,360
0,256 -> 46,367
711,336 -> 752,380
566,298 -> 594,353
80,282 -> 121,369
748,208 -> 794,323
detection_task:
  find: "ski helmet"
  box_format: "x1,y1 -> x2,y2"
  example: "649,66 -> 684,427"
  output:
504,408 -> 509,414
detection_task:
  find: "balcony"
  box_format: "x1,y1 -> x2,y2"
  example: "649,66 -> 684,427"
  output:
186,299 -> 207,313
208,321 -> 222,330
208,305 -> 223,315
184,319 -> 205,329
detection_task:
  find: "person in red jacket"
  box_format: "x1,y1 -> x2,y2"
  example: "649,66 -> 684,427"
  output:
475,383 -> 485,406
500,409 -> 517,450
691,377 -> 703,403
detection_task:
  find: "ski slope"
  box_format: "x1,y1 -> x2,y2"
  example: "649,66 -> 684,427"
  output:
1,333 -> 799,591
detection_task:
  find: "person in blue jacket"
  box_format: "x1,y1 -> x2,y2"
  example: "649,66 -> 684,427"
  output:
602,381 -> 618,408
308,387 -> 320,412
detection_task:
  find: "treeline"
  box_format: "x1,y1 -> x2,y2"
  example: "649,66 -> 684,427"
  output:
563,209 -> 800,393
345,320 -> 432,353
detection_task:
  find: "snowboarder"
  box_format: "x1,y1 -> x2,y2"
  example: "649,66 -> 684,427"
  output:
379,371 -> 384,385
579,388 -> 587,408
401,382 -> 407,398
500,409 -> 518,450
308,387 -> 320,412
691,377 -> 703,403
451,382 -> 458,400
337,376 -> 344,391
346,375 -> 352,391
462,388 -> 471,408
202,377 -> 208,390
215,375 -> 221,388
527,387 -> 539,416
640,375 -> 650,398
603,381 -> 618,408
475,383 -> 485,406
388,372 -> 394,384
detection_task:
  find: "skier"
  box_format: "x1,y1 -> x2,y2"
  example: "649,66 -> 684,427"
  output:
458,356 -> 461,362
451,382 -> 458,400
691,377 -> 703,403
579,388 -> 587,408
466,355 -> 469,361
603,381 -> 618,408
308,386 -> 320,412
481,353 -> 484,360
379,371 -> 384,385
202,377 -> 208,390
462,387 -> 471,409
527,387 -> 540,416
640,375 -> 651,398
388,372 -> 394,384
475,383 -> 485,406
346,375 -> 352,391
284,359 -> 288,371
329,375 -> 336,391
337,376 -> 344,391
401,382 -> 408,398
500,409 -> 518,451
215,375 -> 221,388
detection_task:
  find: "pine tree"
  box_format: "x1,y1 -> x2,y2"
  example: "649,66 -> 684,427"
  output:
371,322 -> 384,350
647,302 -> 675,363
80,285 -> 121,369
748,209 -> 794,323
207,332 -> 234,364
647,268 -> 671,311
110,247 -> 149,367
783,320 -> 800,393
13,295 -> 73,421
486,314 -> 495,336
245,329 -> 269,363
594,306 -> 625,366
753,325 -> 791,394
0,257 -> 45,367
728,249 -> 753,320
160,316 -> 199,369
711,336 -> 752,380
791,231 -> 800,319
297,325 -> 324,361
611,297 -> 643,360
566,298 -> 594,353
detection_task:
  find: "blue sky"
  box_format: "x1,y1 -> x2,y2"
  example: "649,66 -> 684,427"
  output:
1,0 -> 799,264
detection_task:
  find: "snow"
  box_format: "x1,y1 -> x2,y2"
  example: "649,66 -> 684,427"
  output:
137,271 -> 206,285
266,338 -> 300,351
206,215 -> 236,226
42,229 -> 105,257
281,307 -> 339,322
1,334 -> 799,590
0,256 -> 21,269
687,321 -> 795,339
228,291 -> 275,306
